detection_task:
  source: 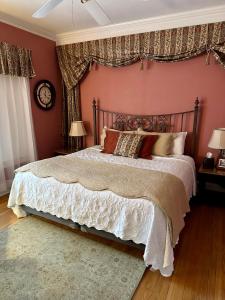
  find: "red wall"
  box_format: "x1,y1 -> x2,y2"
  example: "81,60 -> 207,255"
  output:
1,20 -> 224,163
0,22 -> 62,159
80,55 -> 225,162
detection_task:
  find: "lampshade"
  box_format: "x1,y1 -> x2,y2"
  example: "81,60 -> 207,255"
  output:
69,121 -> 87,137
208,128 -> 225,149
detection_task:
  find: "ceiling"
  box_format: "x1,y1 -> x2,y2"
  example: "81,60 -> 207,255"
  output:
0,0 -> 225,34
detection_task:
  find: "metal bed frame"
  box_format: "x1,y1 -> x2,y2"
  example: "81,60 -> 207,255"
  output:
93,97 -> 200,158
22,97 -> 200,250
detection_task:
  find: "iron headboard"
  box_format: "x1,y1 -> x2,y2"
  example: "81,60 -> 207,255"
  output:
92,98 -> 200,158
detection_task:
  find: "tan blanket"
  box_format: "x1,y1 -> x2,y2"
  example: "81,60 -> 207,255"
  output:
16,156 -> 189,246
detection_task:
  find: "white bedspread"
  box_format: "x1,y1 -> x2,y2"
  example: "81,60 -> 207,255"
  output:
8,146 -> 196,276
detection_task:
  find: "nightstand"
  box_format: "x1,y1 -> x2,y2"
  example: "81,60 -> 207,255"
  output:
54,147 -> 78,156
198,166 -> 225,197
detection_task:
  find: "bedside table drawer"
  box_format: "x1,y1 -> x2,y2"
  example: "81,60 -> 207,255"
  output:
198,172 -> 225,185
198,166 -> 225,196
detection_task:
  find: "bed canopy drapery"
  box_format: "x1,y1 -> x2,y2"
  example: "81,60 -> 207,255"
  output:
56,21 -> 225,147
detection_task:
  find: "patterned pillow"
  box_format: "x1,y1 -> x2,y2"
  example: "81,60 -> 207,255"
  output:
114,133 -> 144,158
100,126 -> 136,148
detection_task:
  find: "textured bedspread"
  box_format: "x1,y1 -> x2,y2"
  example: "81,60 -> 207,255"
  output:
8,147 -> 196,276
15,155 -> 189,246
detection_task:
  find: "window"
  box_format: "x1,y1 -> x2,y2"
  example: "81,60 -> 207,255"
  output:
0,75 -> 37,196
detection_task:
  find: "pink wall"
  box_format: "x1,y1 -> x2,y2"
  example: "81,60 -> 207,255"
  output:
80,55 -> 225,162
0,22 -> 62,159
2,20 -> 224,163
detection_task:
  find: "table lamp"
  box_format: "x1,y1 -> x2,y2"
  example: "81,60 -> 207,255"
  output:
208,128 -> 225,170
69,121 -> 87,151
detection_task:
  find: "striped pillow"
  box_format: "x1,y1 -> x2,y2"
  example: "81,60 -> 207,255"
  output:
114,133 -> 144,158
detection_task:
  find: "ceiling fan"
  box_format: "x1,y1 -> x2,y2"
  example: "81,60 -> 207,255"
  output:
32,0 -> 111,26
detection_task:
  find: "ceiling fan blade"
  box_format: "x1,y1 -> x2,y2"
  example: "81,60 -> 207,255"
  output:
32,0 -> 63,18
83,0 -> 111,26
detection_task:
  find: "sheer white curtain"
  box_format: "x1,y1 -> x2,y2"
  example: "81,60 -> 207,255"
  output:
0,74 -> 37,196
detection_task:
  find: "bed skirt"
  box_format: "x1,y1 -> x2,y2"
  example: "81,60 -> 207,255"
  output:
21,205 -> 145,251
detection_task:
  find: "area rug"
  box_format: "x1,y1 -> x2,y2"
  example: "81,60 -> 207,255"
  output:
0,217 -> 145,300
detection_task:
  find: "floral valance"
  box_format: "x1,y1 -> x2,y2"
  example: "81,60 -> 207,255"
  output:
0,42 -> 35,78
57,21 -> 225,90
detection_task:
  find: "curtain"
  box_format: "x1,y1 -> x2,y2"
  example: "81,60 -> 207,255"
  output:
0,42 -> 35,78
0,75 -> 37,196
62,84 -> 82,148
56,22 -> 225,145
57,22 -> 225,90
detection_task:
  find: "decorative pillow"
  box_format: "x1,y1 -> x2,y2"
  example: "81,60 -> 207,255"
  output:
138,135 -> 159,159
100,127 -> 114,148
101,130 -> 120,154
171,132 -> 187,155
137,129 -> 173,156
114,133 -> 144,158
100,126 -> 136,148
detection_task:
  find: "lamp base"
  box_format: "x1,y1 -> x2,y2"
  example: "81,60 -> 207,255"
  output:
68,136 -> 84,153
69,144 -> 82,152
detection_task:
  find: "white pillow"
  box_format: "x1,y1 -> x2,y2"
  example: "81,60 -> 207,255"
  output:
136,128 -> 187,155
172,132 -> 187,155
100,126 -> 108,148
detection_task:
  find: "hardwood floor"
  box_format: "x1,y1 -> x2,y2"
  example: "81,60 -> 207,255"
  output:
0,194 -> 17,229
1,194 -> 225,300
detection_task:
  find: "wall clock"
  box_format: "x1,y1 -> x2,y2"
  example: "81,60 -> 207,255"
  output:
34,80 -> 56,110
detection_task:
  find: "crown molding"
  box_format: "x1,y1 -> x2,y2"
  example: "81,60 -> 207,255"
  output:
56,4 -> 225,45
0,12 -> 56,42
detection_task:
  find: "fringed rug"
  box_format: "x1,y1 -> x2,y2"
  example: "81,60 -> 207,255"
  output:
0,217 -> 145,300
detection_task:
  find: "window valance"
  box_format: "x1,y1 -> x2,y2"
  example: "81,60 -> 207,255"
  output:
57,21 -> 225,90
0,42 -> 35,78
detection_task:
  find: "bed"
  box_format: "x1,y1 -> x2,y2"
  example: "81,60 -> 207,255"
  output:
8,98 -> 200,277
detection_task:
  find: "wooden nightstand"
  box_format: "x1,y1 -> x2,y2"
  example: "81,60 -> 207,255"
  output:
54,147 -> 78,156
198,166 -> 225,197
